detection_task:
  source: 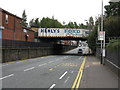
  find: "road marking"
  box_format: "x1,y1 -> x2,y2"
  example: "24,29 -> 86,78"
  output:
71,56 -> 86,90
0,74 -> 14,80
24,67 -> 35,71
48,84 -> 56,90
79,57 -> 82,59
71,71 -> 74,73
48,61 -> 54,63
38,63 -> 46,67
49,68 -> 53,71
2,64 -> 8,66
64,76 -> 70,84
59,71 -> 68,80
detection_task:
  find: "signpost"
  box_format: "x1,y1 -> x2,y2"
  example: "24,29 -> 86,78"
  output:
98,31 -> 105,40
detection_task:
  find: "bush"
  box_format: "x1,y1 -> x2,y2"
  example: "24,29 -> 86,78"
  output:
88,30 -> 97,54
106,38 -> 120,51
104,16 -> 120,37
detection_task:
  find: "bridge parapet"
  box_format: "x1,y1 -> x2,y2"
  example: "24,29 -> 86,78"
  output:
38,28 -> 89,38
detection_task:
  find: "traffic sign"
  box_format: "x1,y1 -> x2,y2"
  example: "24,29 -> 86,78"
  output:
98,31 -> 105,40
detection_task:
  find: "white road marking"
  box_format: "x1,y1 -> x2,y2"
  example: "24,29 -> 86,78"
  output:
24,67 -> 35,71
71,71 -> 73,73
48,84 -> 56,90
59,71 -> 68,80
79,57 -> 82,60
2,63 -> 10,66
85,65 -> 90,68
64,76 -> 70,84
41,57 -> 45,59
0,74 -> 14,80
48,61 -> 54,63
38,63 -> 47,67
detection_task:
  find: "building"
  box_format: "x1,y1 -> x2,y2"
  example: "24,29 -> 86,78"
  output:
0,8 -> 34,42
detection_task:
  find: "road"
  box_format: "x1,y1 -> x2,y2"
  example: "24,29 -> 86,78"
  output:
1,47 -> 85,89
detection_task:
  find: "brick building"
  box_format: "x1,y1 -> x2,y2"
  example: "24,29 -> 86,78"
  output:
0,8 -> 34,42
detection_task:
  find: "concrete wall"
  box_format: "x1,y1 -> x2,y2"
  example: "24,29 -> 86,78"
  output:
2,45 -> 77,63
2,47 -> 53,63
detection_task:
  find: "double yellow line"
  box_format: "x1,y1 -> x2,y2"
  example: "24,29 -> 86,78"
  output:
71,56 -> 86,90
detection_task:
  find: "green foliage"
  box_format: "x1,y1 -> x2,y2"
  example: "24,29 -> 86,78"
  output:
106,38 -> 120,51
67,22 -> 74,28
104,1 -> 120,37
29,17 -> 88,29
78,23 -> 87,29
104,16 -> 120,37
22,10 -> 28,27
88,16 -> 94,30
40,17 -> 63,28
87,29 -> 97,54
29,18 -> 40,28
104,1 -> 120,17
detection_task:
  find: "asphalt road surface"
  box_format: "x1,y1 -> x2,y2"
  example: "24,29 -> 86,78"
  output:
1,47 -> 85,89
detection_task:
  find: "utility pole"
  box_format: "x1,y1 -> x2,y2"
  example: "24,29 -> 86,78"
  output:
100,0 -> 104,64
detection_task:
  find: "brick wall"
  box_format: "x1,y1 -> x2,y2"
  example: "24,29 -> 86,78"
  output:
1,9 -> 34,42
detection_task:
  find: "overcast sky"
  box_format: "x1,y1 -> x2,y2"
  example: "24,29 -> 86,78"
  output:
0,0 -> 110,25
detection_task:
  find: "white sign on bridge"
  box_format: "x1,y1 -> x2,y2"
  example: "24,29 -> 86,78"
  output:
38,28 -> 89,38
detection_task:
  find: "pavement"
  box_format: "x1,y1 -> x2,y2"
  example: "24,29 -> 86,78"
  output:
80,56 -> 119,88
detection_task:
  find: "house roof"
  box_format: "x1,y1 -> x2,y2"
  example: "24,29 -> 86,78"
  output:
0,8 -> 22,20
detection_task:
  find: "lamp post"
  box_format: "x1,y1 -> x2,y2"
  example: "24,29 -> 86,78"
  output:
99,0 -> 104,64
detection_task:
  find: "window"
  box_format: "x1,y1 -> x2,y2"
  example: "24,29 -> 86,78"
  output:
5,14 -> 8,24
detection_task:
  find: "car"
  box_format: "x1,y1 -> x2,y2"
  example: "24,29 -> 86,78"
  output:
78,49 -> 83,55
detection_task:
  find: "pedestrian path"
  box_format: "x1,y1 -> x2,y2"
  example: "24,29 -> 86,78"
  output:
80,56 -> 119,88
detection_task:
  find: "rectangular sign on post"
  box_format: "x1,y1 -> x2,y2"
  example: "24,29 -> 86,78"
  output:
98,31 -> 105,40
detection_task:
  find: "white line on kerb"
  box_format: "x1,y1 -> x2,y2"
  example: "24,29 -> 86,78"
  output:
48,84 -> 56,90
106,59 -> 120,70
24,67 -> 35,71
59,71 -> 68,80
0,74 -> 14,80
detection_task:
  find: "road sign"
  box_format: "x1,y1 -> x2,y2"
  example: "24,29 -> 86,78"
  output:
98,31 -> 105,40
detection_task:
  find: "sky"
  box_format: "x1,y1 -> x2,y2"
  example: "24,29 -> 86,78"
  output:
0,0 -> 110,25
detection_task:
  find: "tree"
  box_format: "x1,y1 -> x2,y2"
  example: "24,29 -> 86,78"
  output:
74,22 -> 78,28
34,18 -> 40,28
78,23 -> 87,29
88,28 -> 97,54
104,1 -> 120,17
40,17 -> 63,28
29,19 -> 35,27
88,16 -> 94,31
104,16 -> 120,37
22,10 -> 28,27
67,22 -> 74,28
104,1 -> 120,37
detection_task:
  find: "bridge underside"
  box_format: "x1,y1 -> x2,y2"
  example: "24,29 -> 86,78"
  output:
37,37 -> 87,41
